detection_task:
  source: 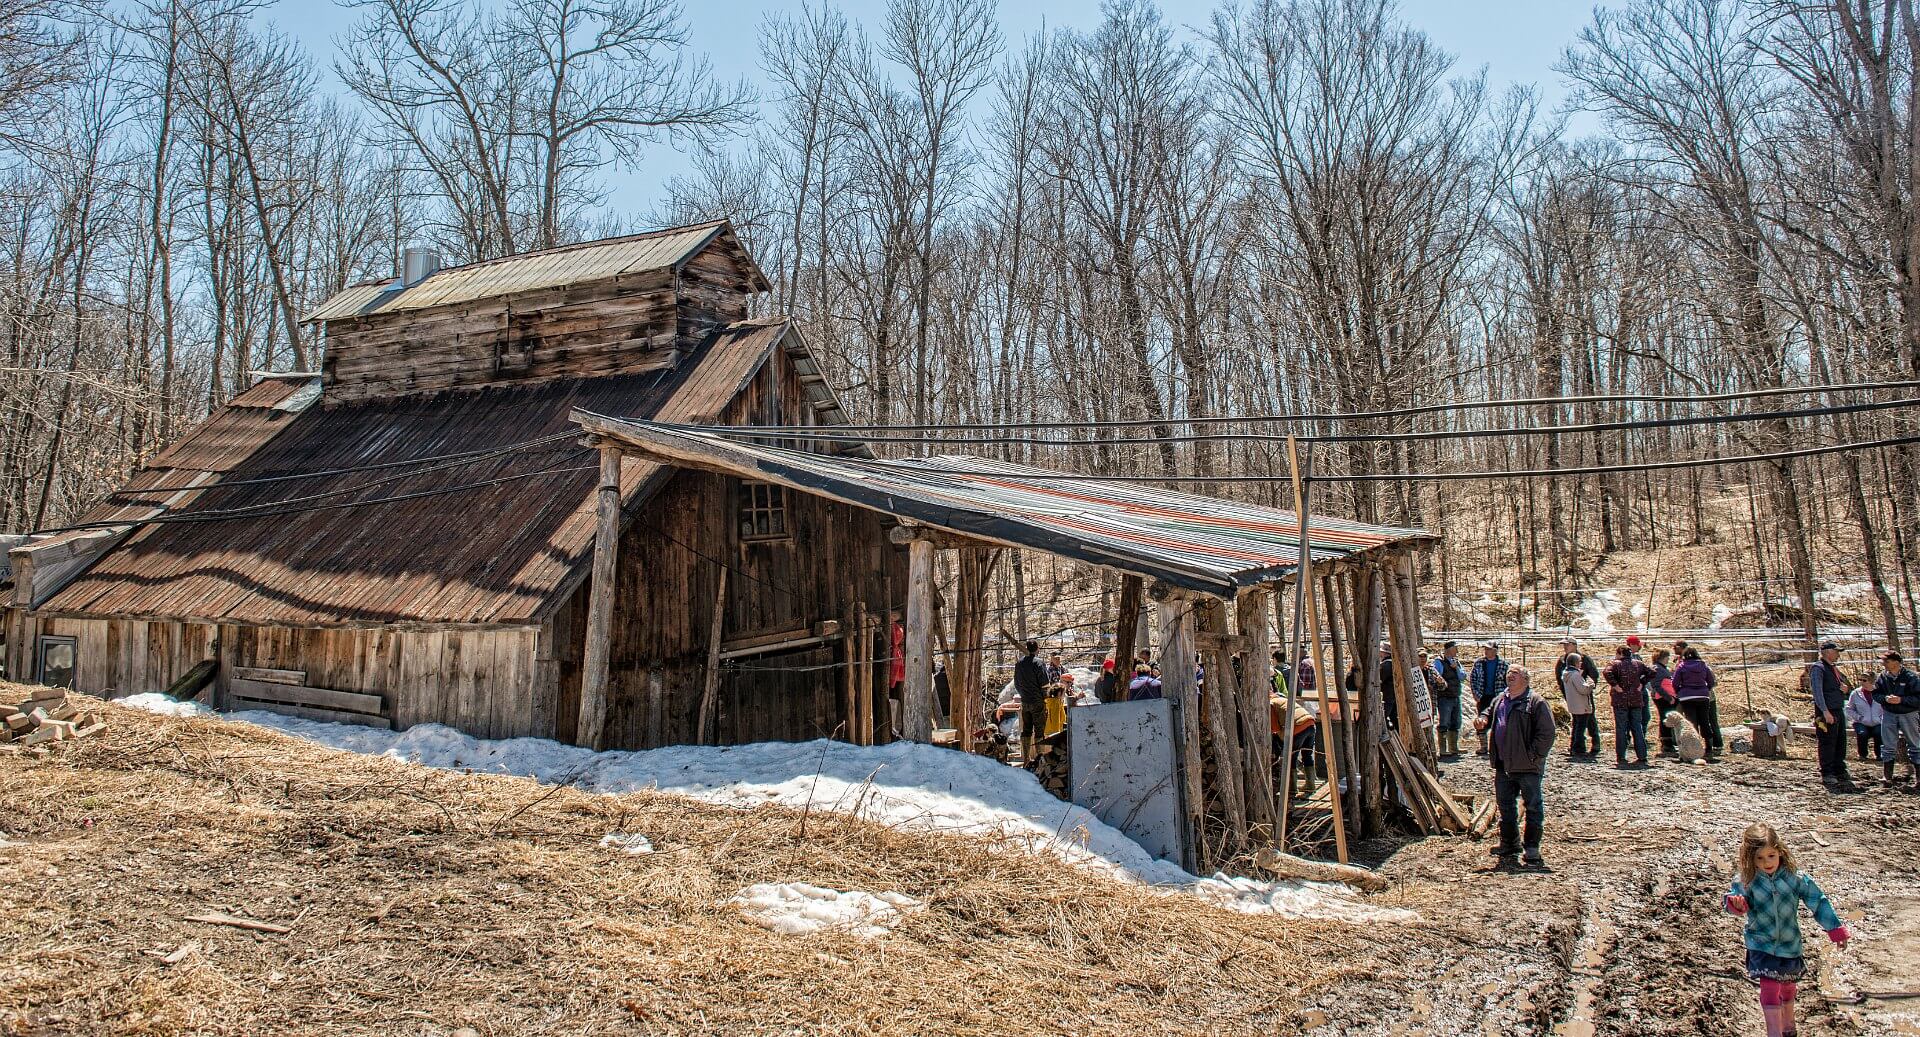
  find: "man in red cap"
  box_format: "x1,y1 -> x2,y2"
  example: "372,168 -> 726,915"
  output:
1093,658 -> 1120,703
1626,635 -> 1644,655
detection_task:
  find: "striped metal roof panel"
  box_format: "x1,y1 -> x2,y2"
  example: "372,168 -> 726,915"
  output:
301,222 -> 738,323
569,418 -> 1433,598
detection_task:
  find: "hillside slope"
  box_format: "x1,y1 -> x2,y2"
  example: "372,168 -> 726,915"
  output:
0,688 -> 1389,1037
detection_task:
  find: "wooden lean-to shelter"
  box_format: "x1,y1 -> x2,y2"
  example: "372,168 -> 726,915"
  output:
3,222 -> 906,748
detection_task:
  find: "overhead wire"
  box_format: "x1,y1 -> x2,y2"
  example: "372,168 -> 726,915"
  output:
705,377 -> 1920,433
687,395 -> 1920,448
835,432 -> 1920,484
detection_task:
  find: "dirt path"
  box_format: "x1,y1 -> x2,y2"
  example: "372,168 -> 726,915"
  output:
1297,743 -> 1920,1036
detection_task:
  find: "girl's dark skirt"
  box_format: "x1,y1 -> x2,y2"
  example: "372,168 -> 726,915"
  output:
1745,948 -> 1806,982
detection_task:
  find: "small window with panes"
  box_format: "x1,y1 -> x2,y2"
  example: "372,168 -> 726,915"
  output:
738,481 -> 790,541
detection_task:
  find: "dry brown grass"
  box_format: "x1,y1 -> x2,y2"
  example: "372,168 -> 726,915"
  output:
0,685 -> 1384,1036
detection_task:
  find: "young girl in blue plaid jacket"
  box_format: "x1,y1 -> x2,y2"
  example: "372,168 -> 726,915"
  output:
1723,824 -> 1852,1037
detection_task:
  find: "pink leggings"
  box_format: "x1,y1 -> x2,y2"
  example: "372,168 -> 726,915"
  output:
1758,978 -> 1797,1006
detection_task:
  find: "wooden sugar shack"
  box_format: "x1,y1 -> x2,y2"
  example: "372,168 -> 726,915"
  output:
2,219 -> 1448,871
3,222 -> 906,748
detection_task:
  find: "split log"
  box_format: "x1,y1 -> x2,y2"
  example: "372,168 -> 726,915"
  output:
1253,847 -> 1389,892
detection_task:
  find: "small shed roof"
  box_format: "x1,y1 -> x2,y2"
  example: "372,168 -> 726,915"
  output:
571,415 -> 1434,598
301,221 -> 768,323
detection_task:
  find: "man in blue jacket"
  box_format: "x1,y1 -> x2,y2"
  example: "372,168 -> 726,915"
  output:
1808,642 -> 1854,792
1467,642 -> 1510,757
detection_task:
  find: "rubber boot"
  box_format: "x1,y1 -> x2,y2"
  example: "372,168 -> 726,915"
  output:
1885,760 -> 1898,787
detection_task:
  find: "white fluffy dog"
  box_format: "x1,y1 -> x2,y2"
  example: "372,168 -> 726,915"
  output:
1664,710 -> 1708,764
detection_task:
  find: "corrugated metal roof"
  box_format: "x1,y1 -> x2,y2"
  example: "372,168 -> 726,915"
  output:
301,222 -> 759,323
569,418 -> 1433,598
38,321 -> 790,626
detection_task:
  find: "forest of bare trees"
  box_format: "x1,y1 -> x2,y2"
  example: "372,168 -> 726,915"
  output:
8,0 -> 1920,645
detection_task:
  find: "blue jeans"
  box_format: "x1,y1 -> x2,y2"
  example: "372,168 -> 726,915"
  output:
1881,712 -> 1920,765
1437,695 -> 1462,732
1494,769 -> 1544,852
1613,706 -> 1648,762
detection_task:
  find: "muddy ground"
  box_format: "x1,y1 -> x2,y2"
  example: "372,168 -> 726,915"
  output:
1297,738 -> 1920,1036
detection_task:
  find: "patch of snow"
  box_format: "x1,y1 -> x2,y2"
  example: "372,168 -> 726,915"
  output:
1817,581 -> 1872,603
727,882 -> 922,938
598,833 -> 654,855
1707,604 -> 1736,631
115,696 -> 1402,923
1570,590 -> 1623,635
116,692 -> 212,718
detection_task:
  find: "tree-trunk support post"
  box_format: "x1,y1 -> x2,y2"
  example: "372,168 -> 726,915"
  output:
577,442 -> 622,752
902,536 -> 937,742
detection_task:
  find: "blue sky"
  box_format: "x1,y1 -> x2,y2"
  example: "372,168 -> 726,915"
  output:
274,0 -> 1602,213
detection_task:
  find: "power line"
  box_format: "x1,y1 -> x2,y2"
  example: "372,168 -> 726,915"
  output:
102,431 -> 581,495
691,395 -> 1920,449
844,432 -> 1920,484
706,378 -> 1920,434
31,452 -> 596,536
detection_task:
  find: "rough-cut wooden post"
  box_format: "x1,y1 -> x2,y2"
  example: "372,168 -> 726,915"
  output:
1358,569 -> 1387,836
1238,586 -> 1277,838
576,443 -> 622,751
1386,551 -> 1438,769
851,603 -> 871,745
1380,559 -> 1421,757
901,537 -> 937,742
1113,574 -> 1142,700
1196,598 -> 1247,857
952,547 -> 997,752
1326,570 -> 1361,843
1154,584 -> 1204,872
696,567 -> 729,744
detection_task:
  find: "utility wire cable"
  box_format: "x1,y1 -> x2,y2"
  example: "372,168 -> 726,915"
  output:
706,378 -> 1920,433
102,431 -> 581,494
839,432 -> 1920,484
30,451 -> 596,536
683,395 -> 1920,448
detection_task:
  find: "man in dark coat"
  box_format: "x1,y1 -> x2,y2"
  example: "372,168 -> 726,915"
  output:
1475,666 -> 1556,867
1013,640 -> 1048,767
1808,642 -> 1854,791
1873,650 -> 1920,788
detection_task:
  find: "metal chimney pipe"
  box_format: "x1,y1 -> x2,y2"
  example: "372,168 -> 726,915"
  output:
401,247 -> 441,287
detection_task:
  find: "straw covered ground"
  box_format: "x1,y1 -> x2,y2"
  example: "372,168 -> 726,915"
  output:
0,687 -> 1398,1037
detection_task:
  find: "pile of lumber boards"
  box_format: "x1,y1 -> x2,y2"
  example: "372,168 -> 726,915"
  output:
3,692 -> 104,748
1378,736 -> 1488,837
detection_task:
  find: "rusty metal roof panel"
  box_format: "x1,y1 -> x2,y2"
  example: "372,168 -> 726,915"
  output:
572,418 -> 1434,599
38,320 -> 785,626
301,222 -> 731,323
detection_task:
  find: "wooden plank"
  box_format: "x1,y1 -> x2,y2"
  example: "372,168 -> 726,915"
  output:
900,539 -> 936,742
230,697 -> 394,729
162,659 -> 218,701
577,446 -> 622,751
1237,587 -> 1277,837
229,677 -> 385,717
1379,734 -> 1436,835
697,568 -> 729,744
1411,757 -> 1473,832
232,666 -> 305,686
1157,588 -> 1204,872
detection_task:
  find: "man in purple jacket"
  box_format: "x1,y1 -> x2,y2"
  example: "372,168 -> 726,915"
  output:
1476,667 -> 1557,867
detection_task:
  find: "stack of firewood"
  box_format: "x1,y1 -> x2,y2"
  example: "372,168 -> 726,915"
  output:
1029,733 -> 1071,801
2,692 -> 104,748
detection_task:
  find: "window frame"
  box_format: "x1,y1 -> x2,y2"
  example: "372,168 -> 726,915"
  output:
737,480 -> 792,543
36,634 -> 77,689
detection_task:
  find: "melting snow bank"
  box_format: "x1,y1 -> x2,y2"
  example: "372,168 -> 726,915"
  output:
117,693 -> 1409,924
728,883 -> 922,938
1571,589 -> 1623,635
